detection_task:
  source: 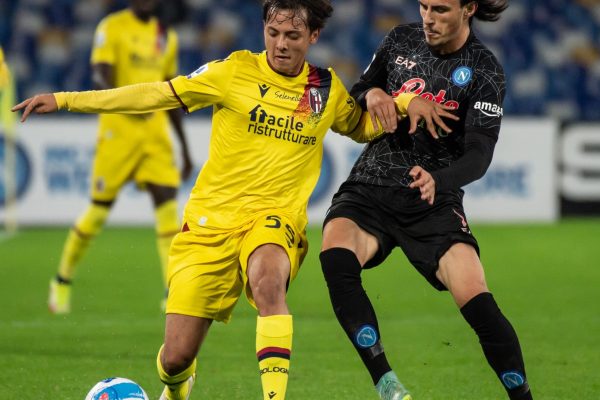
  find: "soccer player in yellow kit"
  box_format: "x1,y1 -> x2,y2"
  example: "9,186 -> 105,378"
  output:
0,46 -> 13,116
1,45 -> 17,232
14,1 -> 455,398
47,0 -> 193,314
0,47 -> 8,89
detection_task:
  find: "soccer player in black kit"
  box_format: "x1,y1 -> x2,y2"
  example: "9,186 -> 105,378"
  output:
319,1 -> 533,399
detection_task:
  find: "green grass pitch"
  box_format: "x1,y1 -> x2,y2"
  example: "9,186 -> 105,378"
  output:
1,219 -> 599,399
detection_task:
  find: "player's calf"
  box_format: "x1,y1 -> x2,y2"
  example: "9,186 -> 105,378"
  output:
320,248 -> 394,384
460,292 -> 532,399
256,315 -> 293,400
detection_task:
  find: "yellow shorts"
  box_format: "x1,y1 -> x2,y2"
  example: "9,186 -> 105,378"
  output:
91,113 -> 179,201
166,212 -> 308,322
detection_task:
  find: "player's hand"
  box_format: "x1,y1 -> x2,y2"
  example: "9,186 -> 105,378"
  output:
365,88 -> 397,133
406,97 -> 459,139
12,94 -> 58,122
180,151 -> 193,181
409,166 -> 436,205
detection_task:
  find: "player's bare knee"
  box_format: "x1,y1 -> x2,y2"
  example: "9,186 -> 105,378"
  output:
322,218 -> 351,251
147,184 -> 177,207
322,218 -> 360,249
252,275 -> 287,311
247,245 -> 290,309
161,346 -> 195,376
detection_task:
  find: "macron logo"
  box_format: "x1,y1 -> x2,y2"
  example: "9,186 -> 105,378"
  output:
258,83 -> 271,98
474,101 -> 503,117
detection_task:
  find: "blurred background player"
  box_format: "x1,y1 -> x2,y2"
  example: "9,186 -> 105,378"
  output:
320,0 -> 533,399
0,47 -> 8,91
48,0 -> 193,314
0,46 -> 10,102
0,45 -> 17,234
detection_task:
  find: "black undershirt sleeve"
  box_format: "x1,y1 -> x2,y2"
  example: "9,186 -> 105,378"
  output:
350,39 -> 391,108
430,128 -> 498,192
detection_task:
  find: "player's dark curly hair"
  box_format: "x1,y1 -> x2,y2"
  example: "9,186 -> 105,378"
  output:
464,0 -> 508,22
262,0 -> 333,32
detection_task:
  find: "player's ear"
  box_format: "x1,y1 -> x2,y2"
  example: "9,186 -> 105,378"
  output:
309,29 -> 320,44
464,1 -> 477,18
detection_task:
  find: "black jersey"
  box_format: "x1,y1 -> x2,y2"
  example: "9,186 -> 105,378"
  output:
348,23 -> 505,191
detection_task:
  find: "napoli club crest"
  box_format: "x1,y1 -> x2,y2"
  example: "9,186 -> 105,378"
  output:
452,66 -> 472,87
309,88 -> 323,113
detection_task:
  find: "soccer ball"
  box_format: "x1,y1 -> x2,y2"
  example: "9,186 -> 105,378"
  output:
85,377 -> 149,400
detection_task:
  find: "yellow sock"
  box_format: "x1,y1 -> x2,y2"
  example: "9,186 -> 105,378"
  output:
256,315 -> 293,400
157,345 -> 196,400
155,200 -> 180,288
57,204 -> 110,280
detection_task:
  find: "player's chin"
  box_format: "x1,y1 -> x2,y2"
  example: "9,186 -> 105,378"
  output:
424,36 -> 443,48
272,58 -> 293,73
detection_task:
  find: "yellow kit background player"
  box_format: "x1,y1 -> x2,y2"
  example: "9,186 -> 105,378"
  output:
1,46 -> 17,233
48,0 -> 193,314
0,47 -> 8,89
13,1 -> 453,399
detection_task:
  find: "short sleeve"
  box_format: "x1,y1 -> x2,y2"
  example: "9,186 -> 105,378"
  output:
0,48 -> 8,89
90,18 -> 116,65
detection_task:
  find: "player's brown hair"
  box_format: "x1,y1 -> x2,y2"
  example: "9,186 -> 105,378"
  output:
262,0 -> 333,32
463,0 -> 508,22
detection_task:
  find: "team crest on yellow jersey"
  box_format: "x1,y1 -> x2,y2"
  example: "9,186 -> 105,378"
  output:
309,88 -> 323,113
293,65 -> 331,127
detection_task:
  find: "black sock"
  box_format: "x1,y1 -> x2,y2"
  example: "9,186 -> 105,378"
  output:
55,274 -> 72,285
461,292 -> 532,400
320,248 -> 391,384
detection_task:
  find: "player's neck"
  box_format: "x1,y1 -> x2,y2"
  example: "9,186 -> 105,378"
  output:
265,54 -> 305,77
131,9 -> 153,23
436,27 -> 471,55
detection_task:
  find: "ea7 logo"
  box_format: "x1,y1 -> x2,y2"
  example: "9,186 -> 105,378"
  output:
474,101 -> 503,117
395,56 -> 417,70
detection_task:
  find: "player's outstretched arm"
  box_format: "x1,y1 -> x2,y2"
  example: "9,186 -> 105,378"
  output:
12,81 -> 181,122
341,93 -> 417,142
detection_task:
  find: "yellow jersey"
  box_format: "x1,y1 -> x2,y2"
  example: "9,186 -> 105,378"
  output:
91,8 -> 177,86
55,51 -> 415,232
0,47 -> 9,90
170,50 -> 380,232
0,46 -> 15,132
91,8 -> 178,134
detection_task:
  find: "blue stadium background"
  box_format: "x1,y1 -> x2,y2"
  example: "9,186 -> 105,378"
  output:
1,0 -> 599,121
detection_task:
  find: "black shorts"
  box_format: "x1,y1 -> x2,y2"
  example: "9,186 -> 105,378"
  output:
323,181 -> 479,291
